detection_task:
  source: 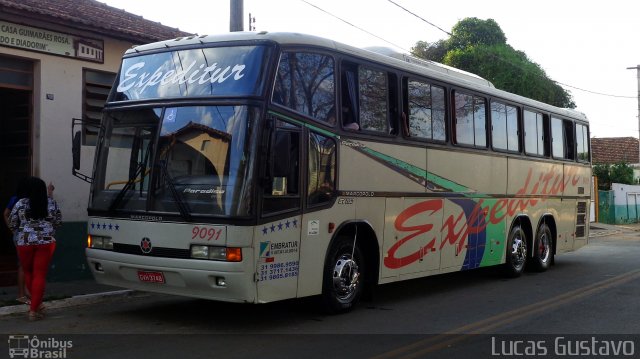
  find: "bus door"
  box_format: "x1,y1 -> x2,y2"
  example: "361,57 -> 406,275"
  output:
298,129 -> 342,297
256,118 -> 303,302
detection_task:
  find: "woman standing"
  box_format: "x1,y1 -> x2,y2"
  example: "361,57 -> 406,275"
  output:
8,177 -> 61,321
3,178 -> 29,304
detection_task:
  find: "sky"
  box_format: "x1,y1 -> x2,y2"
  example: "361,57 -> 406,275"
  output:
101,0 -> 640,139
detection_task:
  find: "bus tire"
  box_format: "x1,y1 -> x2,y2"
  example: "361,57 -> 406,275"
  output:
322,235 -> 365,313
531,222 -> 553,272
502,224 -> 527,277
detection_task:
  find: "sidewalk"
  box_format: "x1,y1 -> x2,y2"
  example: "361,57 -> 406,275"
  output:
590,221 -> 640,236
0,278 -> 133,316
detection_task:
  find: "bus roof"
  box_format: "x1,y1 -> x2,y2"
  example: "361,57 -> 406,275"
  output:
125,31 -> 587,123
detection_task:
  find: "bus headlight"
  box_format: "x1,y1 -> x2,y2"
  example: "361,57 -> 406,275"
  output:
208,247 -> 227,261
190,245 -> 242,262
190,245 -> 209,259
88,235 -> 113,250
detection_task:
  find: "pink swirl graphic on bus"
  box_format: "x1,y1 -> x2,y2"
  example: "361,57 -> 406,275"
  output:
384,166 -> 586,269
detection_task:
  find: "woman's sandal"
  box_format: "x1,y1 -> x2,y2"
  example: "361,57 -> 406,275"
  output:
28,310 -> 44,321
16,296 -> 30,305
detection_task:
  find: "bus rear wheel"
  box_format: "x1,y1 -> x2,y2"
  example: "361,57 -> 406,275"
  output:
322,236 -> 364,313
531,222 -> 553,272
502,224 -> 527,277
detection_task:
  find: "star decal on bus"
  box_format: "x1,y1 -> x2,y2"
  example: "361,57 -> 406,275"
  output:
90,222 -> 120,231
261,218 -> 299,235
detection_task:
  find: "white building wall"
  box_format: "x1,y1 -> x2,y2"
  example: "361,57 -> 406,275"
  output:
611,183 -> 640,206
633,168 -> 640,184
2,38 -> 133,222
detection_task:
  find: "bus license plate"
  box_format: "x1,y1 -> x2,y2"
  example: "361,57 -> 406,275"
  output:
137,271 -> 165,283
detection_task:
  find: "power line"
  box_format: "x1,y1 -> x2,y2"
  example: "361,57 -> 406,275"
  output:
299,0 -> 410,53
554,82 -> 636,99
300,0 -> 635,100
480,50 -> 637,99
384,0 -> 636,99
385,0 -> 452,37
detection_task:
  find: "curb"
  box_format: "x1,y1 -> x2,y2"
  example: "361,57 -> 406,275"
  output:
0,289 -> 135,316
613,225 -> 640,232
589,230 -> 621,238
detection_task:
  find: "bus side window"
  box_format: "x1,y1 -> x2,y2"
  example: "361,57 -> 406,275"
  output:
308,132 -> 336,206
576,123 -> 590,162
358,66 -> 389,133
388,72 -> 399,135
272,51 -> 335,125
552,116 -> 578,161
263,120 -> 301,215
491,101 -> 519,152
341,65 -> 360,130
524,110 -> 547,157
563,119 -> 575,160
406,78 -> 446,141
453,91 -> 486,147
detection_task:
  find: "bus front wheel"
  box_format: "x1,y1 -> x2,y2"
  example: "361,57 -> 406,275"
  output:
531,223 -> 553,272
322,236 -> 365,313
503,224 -> 527,277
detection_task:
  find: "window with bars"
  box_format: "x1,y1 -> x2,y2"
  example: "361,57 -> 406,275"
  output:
83,69 -> 115,145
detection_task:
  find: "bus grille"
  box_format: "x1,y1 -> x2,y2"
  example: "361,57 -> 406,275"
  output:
113,243 -> 190,259
576,202 -> 588,238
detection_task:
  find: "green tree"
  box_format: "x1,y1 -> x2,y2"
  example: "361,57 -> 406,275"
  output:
593,162 -> 635,190
610,162 -> 635,185
593,164 -> 611,190
411,40 -> 447,62
448,18 -> 506,50
411,17 -> 575,108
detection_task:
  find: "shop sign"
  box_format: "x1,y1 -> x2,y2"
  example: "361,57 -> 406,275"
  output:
0,20 -> 104,63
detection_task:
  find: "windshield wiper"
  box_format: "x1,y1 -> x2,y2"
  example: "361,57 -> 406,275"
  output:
108,160 -> 146,212
160,160 -> 193,222
108,134 -> 152,212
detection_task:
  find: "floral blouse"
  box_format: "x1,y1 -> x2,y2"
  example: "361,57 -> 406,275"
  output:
9,198 -> 62,246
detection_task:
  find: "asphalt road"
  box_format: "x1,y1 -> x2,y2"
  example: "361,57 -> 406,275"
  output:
1,230 -> 639,358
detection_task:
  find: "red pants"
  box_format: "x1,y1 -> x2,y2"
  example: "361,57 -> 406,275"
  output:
16,243 -> 56,312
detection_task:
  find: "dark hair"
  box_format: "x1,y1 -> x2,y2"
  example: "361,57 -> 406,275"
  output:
14,177 -> 29,199
26,177 -> 48,220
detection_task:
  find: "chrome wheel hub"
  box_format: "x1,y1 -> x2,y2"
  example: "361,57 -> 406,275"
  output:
538,232 -> 550,262
511,234 -> 527,269
332,254 -> 360,300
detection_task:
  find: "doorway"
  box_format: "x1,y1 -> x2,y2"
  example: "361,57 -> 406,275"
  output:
0,55 -> 33,287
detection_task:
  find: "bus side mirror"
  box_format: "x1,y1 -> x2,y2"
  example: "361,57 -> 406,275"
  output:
71,118 -> 93,183
72,131 -> 81,170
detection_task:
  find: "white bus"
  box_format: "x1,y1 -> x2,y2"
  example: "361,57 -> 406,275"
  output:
74,32 -> 591,312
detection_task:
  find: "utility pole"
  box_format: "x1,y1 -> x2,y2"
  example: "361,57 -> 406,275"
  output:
627,65 -> 640,165
230,0 -> 244,32
248,13 -> 256,31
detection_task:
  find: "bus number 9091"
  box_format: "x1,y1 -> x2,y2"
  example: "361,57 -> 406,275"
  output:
192,226 -> 223,241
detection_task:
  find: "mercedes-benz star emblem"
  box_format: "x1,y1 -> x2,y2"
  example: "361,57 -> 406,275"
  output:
140,237 -> 152,254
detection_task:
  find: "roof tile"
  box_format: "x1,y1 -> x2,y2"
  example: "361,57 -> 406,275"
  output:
591,137 -> 639,164
0,0 -> 192,43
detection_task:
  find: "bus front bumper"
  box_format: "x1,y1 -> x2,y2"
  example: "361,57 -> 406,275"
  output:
85,248 -> 257,303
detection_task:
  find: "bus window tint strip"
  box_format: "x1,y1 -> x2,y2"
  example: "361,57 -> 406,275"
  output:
114,46 -> 269,101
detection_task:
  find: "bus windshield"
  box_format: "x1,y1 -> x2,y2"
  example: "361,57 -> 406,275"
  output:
90,105 -> 259,218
